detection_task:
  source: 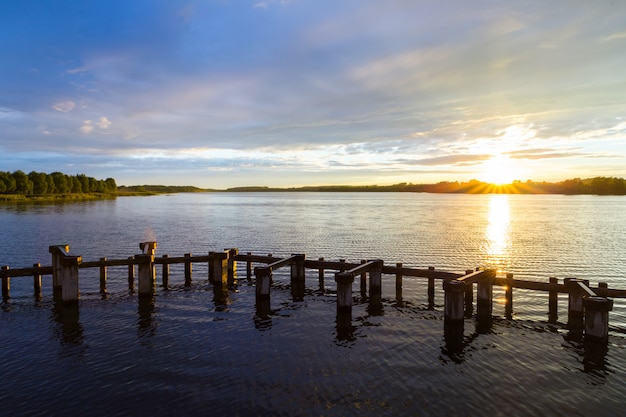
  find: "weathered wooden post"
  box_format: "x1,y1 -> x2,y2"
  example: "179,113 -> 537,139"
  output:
464,269 -> 474,317
443,280 -> 465,326
162,254 -> 170,289
428,266 -> 435,309
505,273 -> 514,319
583,296 -> 614,343
548,277 -> 558,323
597,282 -> 608,298
60,254 -> 82,305
255,266 -> 272,299
395,262 -> 403,305
33,263 -> 42,299
225,248 -> 238,284
335,271 -> 354,314
210,251 -> 229,286
136,242 -> 156,298
476,270 -> 496,319
99,257 -> 107,295
318,257 -> 325,290
290,254 -> 306,301
184,253 -> 192,287
1,265 -> 9,300
369,260 -> 383,308
246,252 -> 252,282
128,256 -> 135,292
360,259 -> 367,297
49,244 -> 70,293
565,278 -> 589,330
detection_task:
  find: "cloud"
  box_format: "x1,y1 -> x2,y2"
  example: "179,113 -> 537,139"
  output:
80,120 -> 93,134
52,101 -> 75,112
97,116 -> 111,129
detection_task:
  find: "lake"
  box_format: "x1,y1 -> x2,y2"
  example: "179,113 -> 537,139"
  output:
1,192 -> 625,416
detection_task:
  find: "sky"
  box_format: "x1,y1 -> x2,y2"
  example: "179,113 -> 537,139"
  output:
1,0 -> 626,188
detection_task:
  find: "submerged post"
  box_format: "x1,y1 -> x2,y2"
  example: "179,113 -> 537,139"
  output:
255,266 -> 272,299
162,254 -> 170,289
464,269 -> 474,317
290,254 -> 306,301
1,265 -> 9,300
246,252 -> 252,281
49,244 -> 70,293
360,260 -> 367,297
33,263 -> 42,299
443,280 -> 465,326
505,273 -> 514,319
583,296 -> 614,343
548,277 -> 558,323
428,266 -> 435,309
210,251 -> 229,286
60,254 -> 82,305
565,278 -> 589,330
395,262 -> 403,305
136,254 -> 156,298
225,248 -> 238,284
318,257 -> 325,290
184,253 -> 192,287
369,260 -> 383,307
335,271 -> 355,314
99,257 -> 107,295
128,256 -> 135,292
476,270 -> 496,319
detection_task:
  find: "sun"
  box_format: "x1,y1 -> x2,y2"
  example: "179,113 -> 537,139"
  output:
479,154 -> 520,185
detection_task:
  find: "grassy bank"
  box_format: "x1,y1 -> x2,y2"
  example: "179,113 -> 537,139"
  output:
0,193 -> 117,203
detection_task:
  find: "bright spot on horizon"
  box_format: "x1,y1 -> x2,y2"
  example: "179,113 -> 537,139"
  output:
479,155 -> 522,185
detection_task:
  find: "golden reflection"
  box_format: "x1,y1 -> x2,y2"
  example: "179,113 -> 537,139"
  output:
483,195 -> 511,266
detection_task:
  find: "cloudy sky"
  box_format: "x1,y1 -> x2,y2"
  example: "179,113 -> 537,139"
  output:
2,1 -> 625,188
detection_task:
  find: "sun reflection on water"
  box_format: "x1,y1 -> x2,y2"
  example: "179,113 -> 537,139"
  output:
483,195 -> 511,269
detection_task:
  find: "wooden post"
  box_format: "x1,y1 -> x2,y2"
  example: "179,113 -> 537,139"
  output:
360,259 -> 367,297
443,280 -> 465,326
476,276 -> 493,319
210,252 -> 229,286
565,278 -> 588,330
184,253 -> 192,287
335,271 -> 354,314
2,265 -> 9,300
225,248 -> 238,284
128,256 -> 135,292
597,282 -> 608,298
246,252 -> 252,282
583,296 -> 614,343
99,257 -> 107,294
428,266 -> 435,309
49,244 -> 70,293
548,277 -> 558,324
255,266 -> 271,299
33,263 -> 42,299
369,260 -> 383,309
395,262 -> 403,305
60,255 -> 82,305
505,273 -> 514,319
290,254 -> 306,301
162,254 -> 170,289
137,253 -> 156,298
318,257 -> 325,290
464,269 -> 474,317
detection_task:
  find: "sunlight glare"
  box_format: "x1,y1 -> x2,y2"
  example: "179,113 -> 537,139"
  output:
479,155 -> 519,185
484,195 -> 511,258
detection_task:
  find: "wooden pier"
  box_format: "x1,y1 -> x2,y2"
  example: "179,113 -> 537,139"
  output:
2,241 -> 625,345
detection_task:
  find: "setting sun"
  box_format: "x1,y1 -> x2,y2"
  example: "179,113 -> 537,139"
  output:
479,155 -> 521,185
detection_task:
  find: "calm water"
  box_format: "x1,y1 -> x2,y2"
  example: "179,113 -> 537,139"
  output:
1,193 -> 625,416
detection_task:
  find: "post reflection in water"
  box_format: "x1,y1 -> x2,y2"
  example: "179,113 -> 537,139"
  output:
482,195 -> 512,269
52,301 -> 84,346
137,296 -> 157,341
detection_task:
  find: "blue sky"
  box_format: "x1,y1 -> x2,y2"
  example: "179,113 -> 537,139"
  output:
2,0 -> 625,188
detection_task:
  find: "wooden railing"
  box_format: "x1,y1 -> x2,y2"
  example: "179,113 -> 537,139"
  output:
1,241 -> 623,344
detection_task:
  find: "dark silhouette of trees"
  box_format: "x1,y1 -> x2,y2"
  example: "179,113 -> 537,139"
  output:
0,171 -> 117,196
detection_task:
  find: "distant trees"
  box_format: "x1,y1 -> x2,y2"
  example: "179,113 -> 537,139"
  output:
0,170 -> 117,196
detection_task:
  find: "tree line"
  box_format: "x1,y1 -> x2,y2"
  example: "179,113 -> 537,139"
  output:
0,170 -> 117,195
